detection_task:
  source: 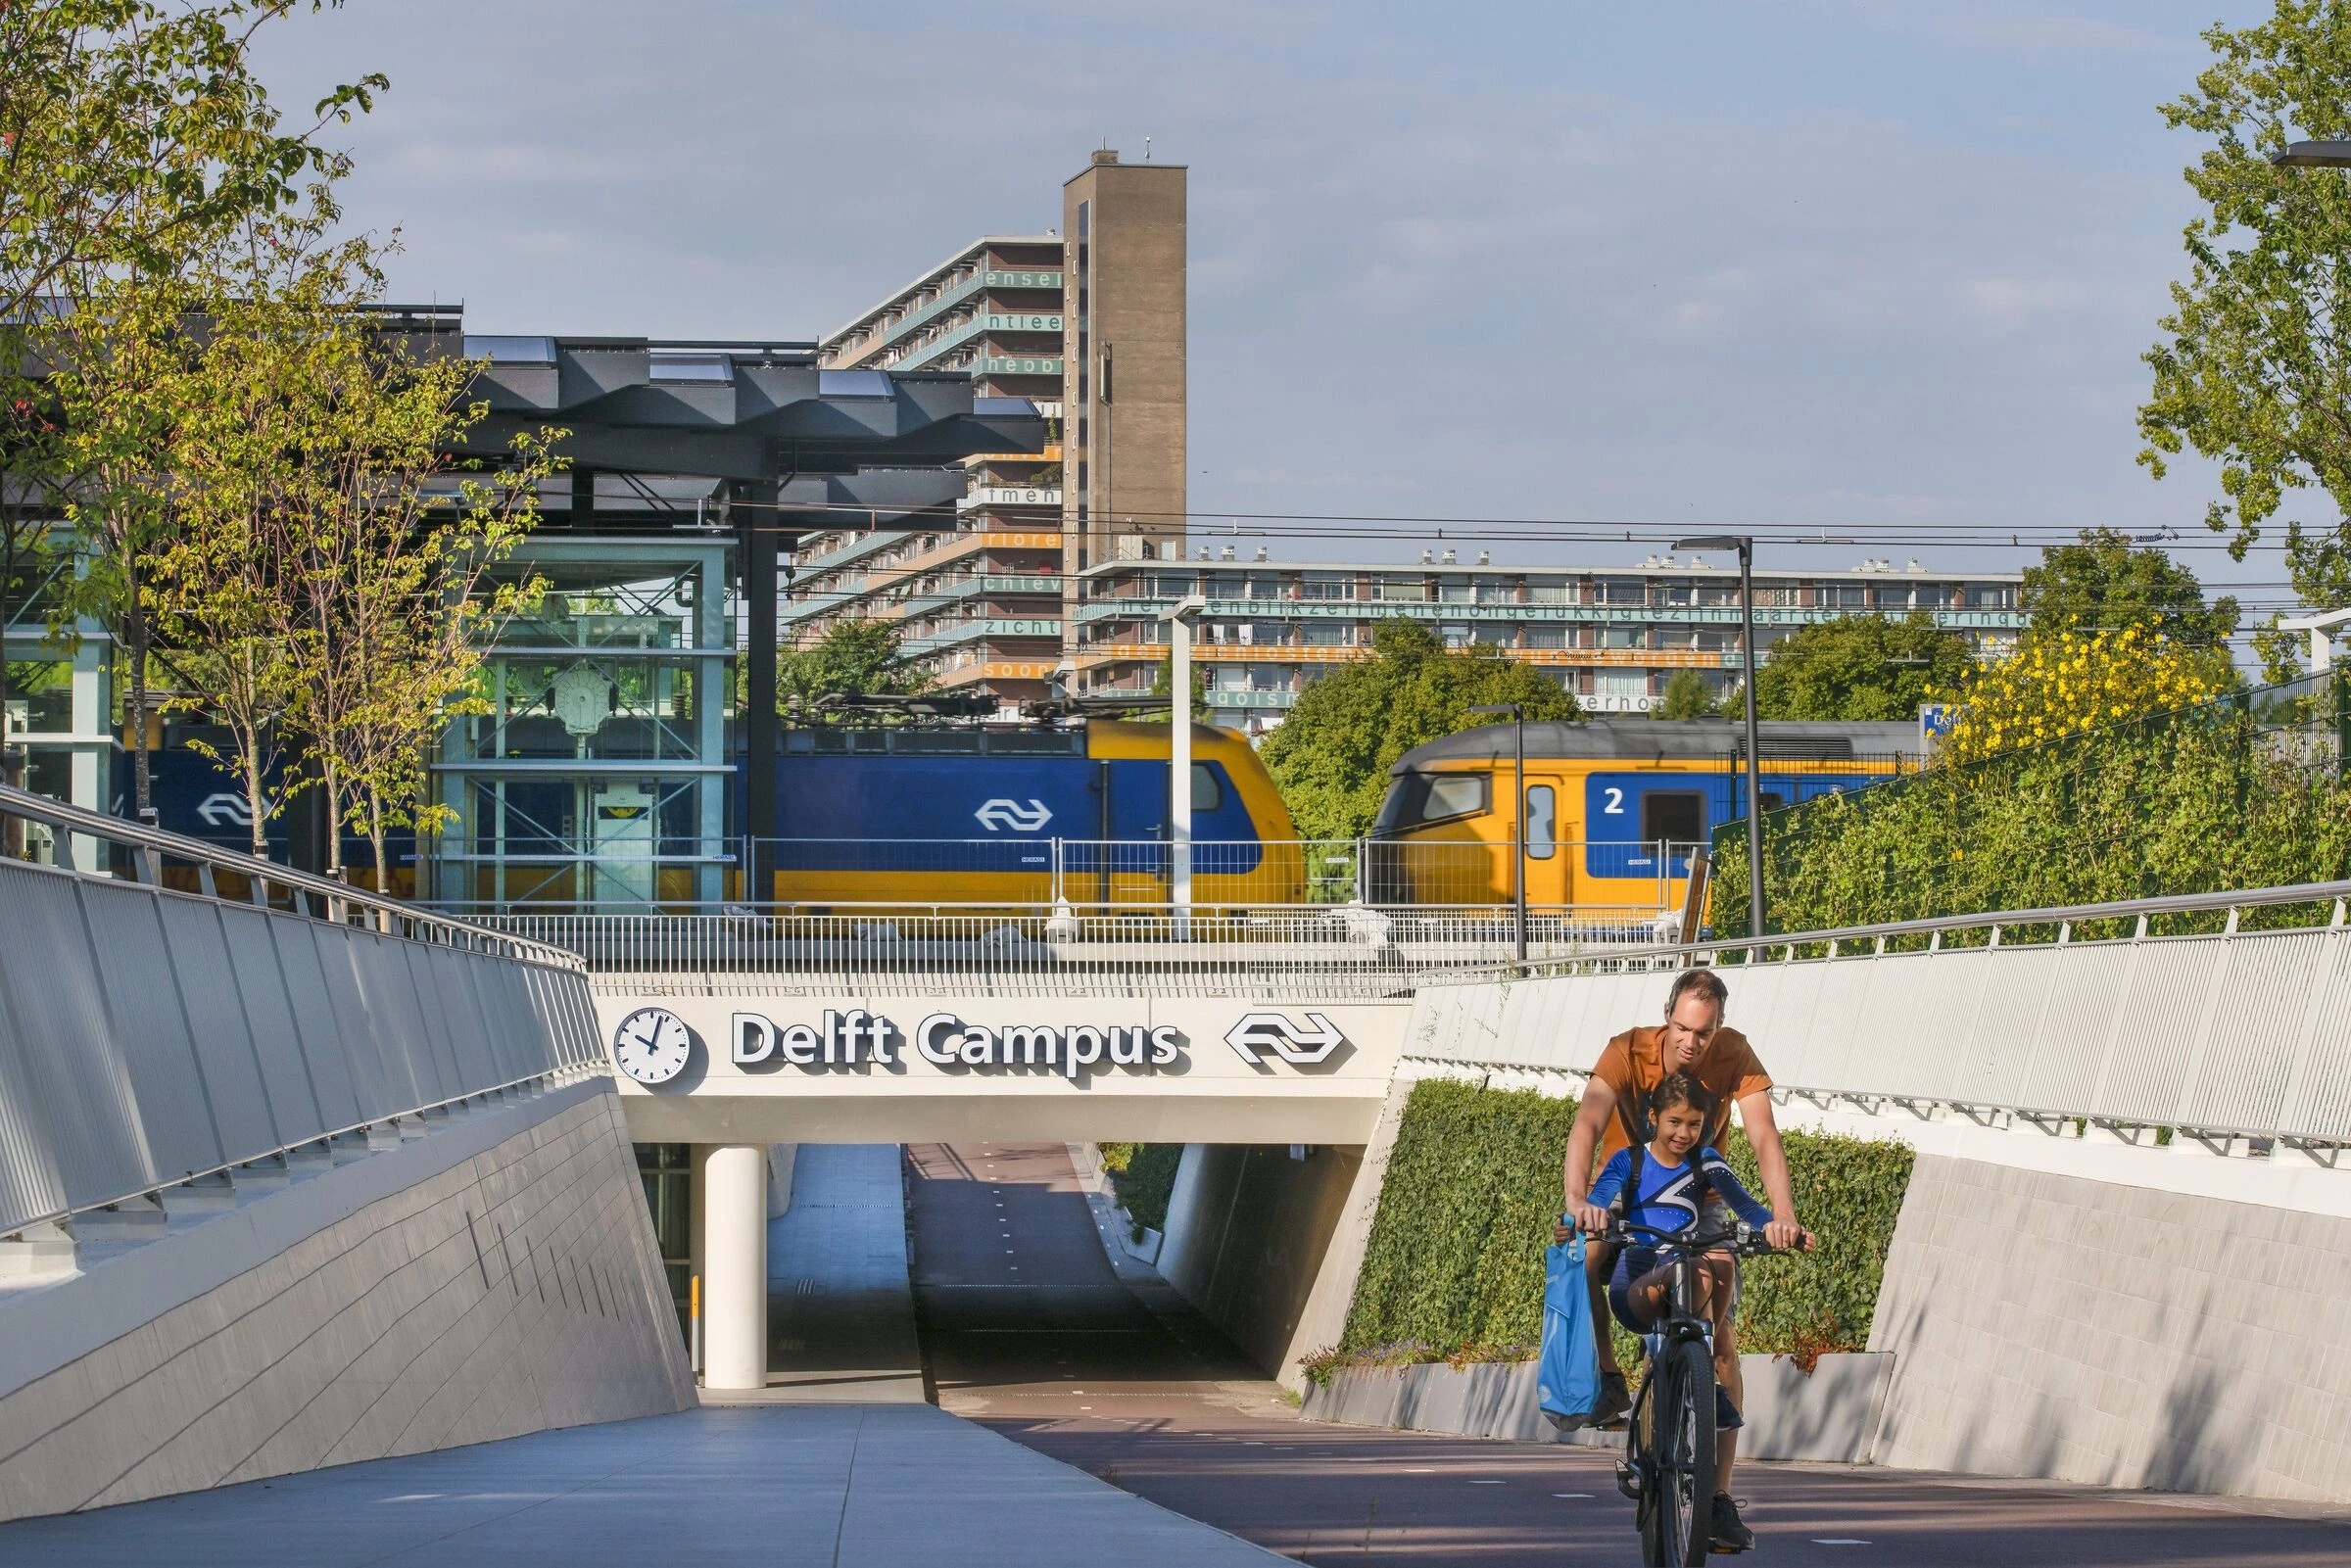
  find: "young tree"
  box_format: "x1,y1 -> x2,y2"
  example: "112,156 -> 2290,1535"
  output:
775,617 -> 930,719
1655,668 -> 1718,720
2138,5 -> 2351,605
2020,528 -> 2239,646
1752,613 -> 1977,723
272,327 -> 556,888
1259,619 -> 1581,841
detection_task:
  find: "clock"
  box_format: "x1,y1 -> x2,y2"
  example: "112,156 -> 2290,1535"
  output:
611,1007 -> 693,1085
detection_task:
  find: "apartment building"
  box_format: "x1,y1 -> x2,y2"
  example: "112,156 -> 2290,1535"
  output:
794,152 -> 1187,709
1074,550 -> 2025,733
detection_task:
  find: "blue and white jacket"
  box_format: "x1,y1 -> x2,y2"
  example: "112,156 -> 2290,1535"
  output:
1588,1144 -> 1773,1244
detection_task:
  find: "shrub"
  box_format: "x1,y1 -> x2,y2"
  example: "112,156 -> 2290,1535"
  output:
1337,1079 -> 1913,1364
1100,1142 -> 1183,1237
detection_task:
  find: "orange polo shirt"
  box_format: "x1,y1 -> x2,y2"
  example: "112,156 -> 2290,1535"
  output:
1586,1023 -> 1772,1175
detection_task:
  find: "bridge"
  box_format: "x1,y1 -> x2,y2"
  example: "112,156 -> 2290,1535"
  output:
3,782 -> 2350,1559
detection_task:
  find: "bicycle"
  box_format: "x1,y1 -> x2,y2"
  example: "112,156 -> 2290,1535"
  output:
1606,1216 -> 1785,1566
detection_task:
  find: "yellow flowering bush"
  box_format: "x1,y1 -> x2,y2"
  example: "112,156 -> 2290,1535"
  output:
1934,626 -> 2232,766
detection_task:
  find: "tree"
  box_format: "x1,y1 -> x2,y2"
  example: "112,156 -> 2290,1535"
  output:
1935,625 -> 2234,767
1655,668 -> 1718,720
1752,614 -> 1976,723
1259,619 -> 1581,841
776,618 -> 929,719
2020,528 -> 2239,646
7,1 -> 379,824
2137,5 -> 2351,605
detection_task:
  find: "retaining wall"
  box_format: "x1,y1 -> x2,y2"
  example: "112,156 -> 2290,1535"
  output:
1157,1141 -> 1364,1376
1870,1151 -> 2351,1502
0,1081 -> 694,1521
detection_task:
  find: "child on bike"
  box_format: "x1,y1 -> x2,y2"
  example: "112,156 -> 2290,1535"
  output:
1575,1069 -> 1809,1553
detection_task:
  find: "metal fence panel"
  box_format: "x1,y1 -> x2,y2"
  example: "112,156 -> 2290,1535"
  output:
79,887 -> 225,1184
0,869 -> 159,1210
2180,930 -> 2328,1136
273,920 -> 366,1127
155,897 -> 283,1162
2015,943 -> 2134,1117
218,902 -> 328,1140
2094,938 -> 2222,1126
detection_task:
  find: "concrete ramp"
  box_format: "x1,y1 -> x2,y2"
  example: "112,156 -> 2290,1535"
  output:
0,1082 -> 694,1521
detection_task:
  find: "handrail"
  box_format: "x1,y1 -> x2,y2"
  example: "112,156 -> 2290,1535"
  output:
0,782 -> 584,973
1450,877 -> 2351,984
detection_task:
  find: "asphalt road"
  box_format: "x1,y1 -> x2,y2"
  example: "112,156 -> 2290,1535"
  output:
904,1141 -> 2351,1567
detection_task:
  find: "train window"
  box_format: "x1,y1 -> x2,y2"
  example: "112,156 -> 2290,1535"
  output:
1190,763 -> 1223,813
1641,790 -> 1705,850
1376,771 -> 1489,831
1525,784 -> 1556,859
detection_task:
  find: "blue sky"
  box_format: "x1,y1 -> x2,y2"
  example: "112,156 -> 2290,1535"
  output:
256,1 -> 2300,611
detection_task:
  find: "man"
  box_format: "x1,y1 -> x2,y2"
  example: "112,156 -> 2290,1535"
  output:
1559,967 -> 1803,1555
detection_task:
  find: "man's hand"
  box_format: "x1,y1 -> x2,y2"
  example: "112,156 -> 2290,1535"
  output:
1764,1218 -> 1811,1253
1574,1203 -> 1612,1236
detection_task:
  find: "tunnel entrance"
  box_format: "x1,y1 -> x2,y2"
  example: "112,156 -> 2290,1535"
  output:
903,1143 -> 1266,1418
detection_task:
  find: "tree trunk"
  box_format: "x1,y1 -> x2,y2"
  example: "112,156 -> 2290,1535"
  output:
125,559 -> 153,822
243,735 -> 267,859
366,787 -> 389,896
320,755 -> 343,878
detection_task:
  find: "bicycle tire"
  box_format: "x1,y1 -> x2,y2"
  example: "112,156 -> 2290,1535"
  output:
1639,1338 -> 1715,1566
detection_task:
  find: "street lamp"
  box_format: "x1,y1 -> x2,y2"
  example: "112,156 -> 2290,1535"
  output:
1468,701 -> 1527,962
1165,594 -> 1207,938
2272,140 -> 2351,167
1674,535 -> 1766,942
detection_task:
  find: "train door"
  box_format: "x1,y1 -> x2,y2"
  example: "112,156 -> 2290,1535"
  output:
1518,773 -> 1567,908
1583,772 -> 1712,904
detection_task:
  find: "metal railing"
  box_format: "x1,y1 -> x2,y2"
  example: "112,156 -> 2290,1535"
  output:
1402,879 -> 2351,1155
417,835 -> 1702,917
463,906 -> 1682,999
0,784 -> 603,1242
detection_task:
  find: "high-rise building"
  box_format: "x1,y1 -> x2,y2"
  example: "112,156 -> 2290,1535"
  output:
797,151 -> 1188,710
1062,150 -> 1187,622
805,237 -> 1069,705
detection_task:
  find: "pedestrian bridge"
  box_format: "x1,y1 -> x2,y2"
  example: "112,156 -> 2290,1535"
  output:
9,781 -> 2351,1519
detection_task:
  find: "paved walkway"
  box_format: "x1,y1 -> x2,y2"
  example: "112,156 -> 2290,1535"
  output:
0,1403 -> 1283,1565
719,1143 -> 926,1403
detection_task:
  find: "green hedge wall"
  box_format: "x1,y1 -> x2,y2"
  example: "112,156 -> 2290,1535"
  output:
1339,1079 -> 1916,1361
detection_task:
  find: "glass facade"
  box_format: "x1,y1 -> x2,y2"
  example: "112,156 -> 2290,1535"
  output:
428,536 -> 734,911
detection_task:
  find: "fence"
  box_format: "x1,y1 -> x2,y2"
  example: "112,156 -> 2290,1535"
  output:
419,835 -> 1699,918
0,784 -> 605,1240
468,906 -> 1681,999
1401,879 -> 2351,1154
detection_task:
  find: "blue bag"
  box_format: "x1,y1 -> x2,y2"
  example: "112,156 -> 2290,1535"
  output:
1537,1226 -> 1601,1430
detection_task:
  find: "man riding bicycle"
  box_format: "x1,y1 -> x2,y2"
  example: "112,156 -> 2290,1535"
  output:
1558,968 -> 1806,1554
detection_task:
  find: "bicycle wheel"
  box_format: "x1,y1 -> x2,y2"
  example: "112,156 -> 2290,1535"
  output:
1638,1338 -> 1715,1567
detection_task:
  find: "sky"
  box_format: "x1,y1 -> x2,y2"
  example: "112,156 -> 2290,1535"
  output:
254,0 -> 2303,618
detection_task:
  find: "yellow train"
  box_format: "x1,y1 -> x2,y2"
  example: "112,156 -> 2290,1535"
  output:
1364,719 -> 1922,914
755,719 -> 1306,910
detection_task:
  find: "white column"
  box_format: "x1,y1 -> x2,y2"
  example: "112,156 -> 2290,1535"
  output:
701,1143 -> 768,1390
1167,595 -> 1205,939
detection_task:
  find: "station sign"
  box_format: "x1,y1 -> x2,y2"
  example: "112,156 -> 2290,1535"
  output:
609,1004 -> 1352,1086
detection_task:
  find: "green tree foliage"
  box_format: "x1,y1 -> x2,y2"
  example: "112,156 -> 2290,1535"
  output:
1098,1142 -> 1182,1239
1751,613 -> 1975,722
2137,4 -> 2351,603
2020,528 -> 2240,648
1259,619 -> 1581,841
775,617 -> 930,719
1336,1078 -> 1913,1363
1655,668 -> 1718,720
1711,677 -> 2348,936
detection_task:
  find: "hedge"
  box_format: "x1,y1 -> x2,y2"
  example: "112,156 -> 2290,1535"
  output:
1338,1078 -> 1915,1366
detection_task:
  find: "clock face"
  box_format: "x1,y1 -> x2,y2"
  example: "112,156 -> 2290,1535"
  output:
611,1007 -> 693,1086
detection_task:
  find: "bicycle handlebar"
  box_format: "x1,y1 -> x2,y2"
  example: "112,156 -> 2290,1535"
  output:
1605,1217 -> 1794,1257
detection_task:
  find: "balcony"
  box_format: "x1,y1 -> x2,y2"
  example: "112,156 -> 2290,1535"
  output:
902,617 -> 1064,656
981,356 -> 1063,377
959,486 -> 1063,512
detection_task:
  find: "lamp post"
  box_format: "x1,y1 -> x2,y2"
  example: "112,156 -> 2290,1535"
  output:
1469,701 -> 1526,962
1674,535 -> 1765,941
2272,140 -> 2351,167
1166,594 -> 1206,938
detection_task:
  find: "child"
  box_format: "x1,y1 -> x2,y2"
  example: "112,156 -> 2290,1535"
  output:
1578,1070 -> 1782,1416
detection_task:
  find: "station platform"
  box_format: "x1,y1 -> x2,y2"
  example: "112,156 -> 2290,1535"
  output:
0,1401 -> 1283,1565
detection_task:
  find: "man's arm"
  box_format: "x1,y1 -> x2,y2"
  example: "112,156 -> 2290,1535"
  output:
1562,1074 -> 1619,1231
1737,1088 -> 1805,1251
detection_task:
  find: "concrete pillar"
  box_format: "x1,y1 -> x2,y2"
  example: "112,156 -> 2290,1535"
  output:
701,1144 -> 769,1390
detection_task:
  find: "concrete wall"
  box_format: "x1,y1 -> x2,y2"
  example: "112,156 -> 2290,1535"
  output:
1157,1141 -> 1362,1376
0,1081 -> 694,1521
1870,1152 -> 2351,1503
